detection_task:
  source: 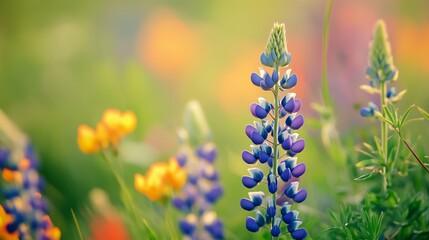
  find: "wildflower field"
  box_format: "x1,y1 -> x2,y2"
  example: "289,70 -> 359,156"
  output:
1,0 -> 429,239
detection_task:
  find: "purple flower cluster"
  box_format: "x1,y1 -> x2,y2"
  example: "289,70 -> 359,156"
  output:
0,143 -> 60,240
173,143 -> 224,239
360,20 -> 399,118
241,23 -> 307,240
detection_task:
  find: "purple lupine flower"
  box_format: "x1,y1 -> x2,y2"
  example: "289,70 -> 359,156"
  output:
360,20 -> 401,118
0,143 -> 60,239
241,23 -> 307,239
173,101 -> 224,239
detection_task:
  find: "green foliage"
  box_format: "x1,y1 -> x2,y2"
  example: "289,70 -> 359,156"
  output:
323,205 -> 384,240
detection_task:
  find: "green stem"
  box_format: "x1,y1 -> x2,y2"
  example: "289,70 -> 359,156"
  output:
101,151 -> 156,240
398,130 -> 429,174
321,0 -> 334,107
380,83 -> 388,193
271,67 -> 280,240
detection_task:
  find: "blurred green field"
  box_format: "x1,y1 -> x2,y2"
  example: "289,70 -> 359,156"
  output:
1,0 -> 429,239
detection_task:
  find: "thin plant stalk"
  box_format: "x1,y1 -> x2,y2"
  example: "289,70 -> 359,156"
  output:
380,82 -> 388,193
100,151 -> 156,239
271,65 -> 280,240
322,0 -> 334,108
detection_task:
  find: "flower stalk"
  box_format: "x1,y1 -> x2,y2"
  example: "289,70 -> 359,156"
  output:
241,23 -> 307,240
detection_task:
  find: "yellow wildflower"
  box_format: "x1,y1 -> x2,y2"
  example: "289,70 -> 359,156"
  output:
78,109 -> 137,154
77,125 -> 100,154
120,111 -> 137,134
0,206 -> 19,240
40,216 -> 61,240
166,157 -> 187,189
135,158 -> 186,201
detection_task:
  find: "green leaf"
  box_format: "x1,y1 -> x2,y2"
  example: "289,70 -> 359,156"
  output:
355,172 -> 373,181
362,142 -> 374,151
355,159 -> 380,168
71,209 -> 84,240
390,89 -> 407,103
373,136 -> 384,159
357,148 -> 377,159
399,105 -> 415,127
360,85 -> 380,94
375,111 -> 394,126
418,107 -> 429,120
383,105 -> 396,126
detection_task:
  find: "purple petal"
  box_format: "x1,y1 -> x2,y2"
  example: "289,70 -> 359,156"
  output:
282,136 -> 292,151
291,139 -> 305,153
245,125 -> 256,139
284,99 -> 295,113
240,198 -> 255,211
242,151 -> 257,164
251,73 -> 263,86
267,206 -> 276,217
250,131 -> 264,144
281,168 -> 292,182
271,226 -> 280,237
291,229 -> 308,240
293,99 -> 301,112
290,115 -> 304,130
242,176 -> 257,188
272,69 -> 279,83
264,72 -> 274,88
282,211 -> 298,224
292,163 -> 306,178
179,220 -> 196,235
250,103 -> 268,119
285,73 -> 298,89
246,217 -> 260,232
293,189 -> 307,203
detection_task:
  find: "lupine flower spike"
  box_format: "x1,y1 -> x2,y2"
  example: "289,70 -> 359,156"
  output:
359,20 -> 401,192
359,20 -> 429,186
0,110 -> 60,240
242,23 -> 307,239
172,101 -> 224,239
360,20 -> 400,118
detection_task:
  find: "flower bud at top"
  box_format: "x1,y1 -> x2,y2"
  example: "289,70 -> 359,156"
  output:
261,23 -> 291,68
367,20 -> 397,85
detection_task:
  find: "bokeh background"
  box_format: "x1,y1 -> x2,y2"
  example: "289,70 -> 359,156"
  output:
1,0 -> 429,239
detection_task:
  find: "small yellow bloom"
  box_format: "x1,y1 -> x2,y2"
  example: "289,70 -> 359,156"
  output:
41,216 -> 61,240
0,206 -> 19,240
2,169 -> 15,182
102,109 -> 123,133
18,158 -> 31,170
77,125 -> 100,154
120,111 -> 137,134
166,158 -> 187,189
78,109 -> 137,154
134,172 -> 166,201
135,158 -> 187,202
96,123 -> 110,148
